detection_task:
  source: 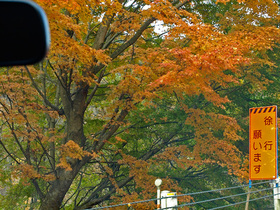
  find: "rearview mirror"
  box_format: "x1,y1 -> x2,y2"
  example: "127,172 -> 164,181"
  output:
0,0 -> 50,66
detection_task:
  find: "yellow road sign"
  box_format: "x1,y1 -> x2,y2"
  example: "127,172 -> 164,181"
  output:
249,106 -> 277,180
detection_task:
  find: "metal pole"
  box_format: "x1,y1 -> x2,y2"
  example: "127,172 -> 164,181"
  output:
274,178 -> 280,210
157,186 -> 161,209
245,180 -> 252,210
155,179 -> 162,209
245,188 -> 251,210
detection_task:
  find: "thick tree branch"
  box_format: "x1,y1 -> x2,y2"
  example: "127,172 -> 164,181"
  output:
92,0 -> 190,75
94,109 -> 129,152
85,67 -> 106,108
32,179 -> 45,200
110,17 -> 156,60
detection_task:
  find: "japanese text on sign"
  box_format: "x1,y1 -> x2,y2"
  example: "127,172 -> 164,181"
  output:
249,106 -> 277,180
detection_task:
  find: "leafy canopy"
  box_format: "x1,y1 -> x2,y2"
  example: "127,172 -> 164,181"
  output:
0,0 -> 280,209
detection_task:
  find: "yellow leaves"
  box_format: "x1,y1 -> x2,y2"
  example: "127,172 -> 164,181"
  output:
57,140 -> 99,171
37,0 -> 87,16
146,43 -> 245,106
94,49 -> 112,65
240,27 -> 280,52
117,153 -> 169,206
103,0 -> 123,18
57,140 -> 84,171
44,131 -> 66,143
43,174 -> 56,182
14,163 -> 56,183
173,108 -> 246,177
16,163 -> 41,180
118,153 -> 149,179
111,11 -> 142,33
115,136 -> 127,143
215,0 -> 244,4
111,37 -> 247,107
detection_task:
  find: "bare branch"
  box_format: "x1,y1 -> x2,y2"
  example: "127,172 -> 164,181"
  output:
0,139 -> 20,164
24,66 -> 62,114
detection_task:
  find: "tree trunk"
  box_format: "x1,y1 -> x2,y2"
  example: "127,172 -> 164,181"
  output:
39,87 -> 89,209
40,167 -> 80,210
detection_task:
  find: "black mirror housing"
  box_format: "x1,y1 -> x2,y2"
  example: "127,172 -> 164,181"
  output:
0,0 -> 50,66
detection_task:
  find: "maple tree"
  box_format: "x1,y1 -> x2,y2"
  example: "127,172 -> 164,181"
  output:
0,0 -> 280,209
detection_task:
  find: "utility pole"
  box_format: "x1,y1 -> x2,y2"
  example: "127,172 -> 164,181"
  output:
245,180 -> 252,210
273,178 -> 280,210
